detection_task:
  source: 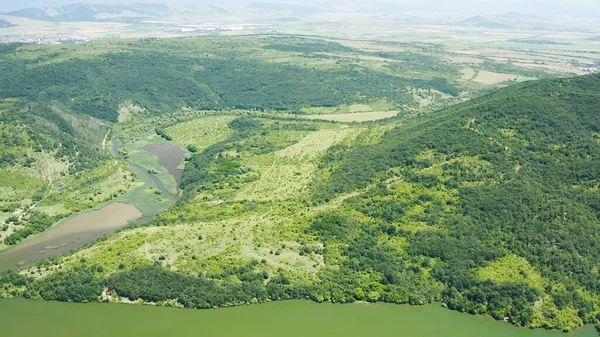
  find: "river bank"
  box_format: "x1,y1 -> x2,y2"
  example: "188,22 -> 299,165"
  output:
0,134 -> 184,271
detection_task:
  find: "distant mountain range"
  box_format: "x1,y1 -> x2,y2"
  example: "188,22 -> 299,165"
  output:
8,3 -> 168,23
3,2 -> 328,24
1,2 -> 594,32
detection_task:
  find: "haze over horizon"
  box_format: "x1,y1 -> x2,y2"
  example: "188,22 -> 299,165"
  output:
0,0 -> 598,19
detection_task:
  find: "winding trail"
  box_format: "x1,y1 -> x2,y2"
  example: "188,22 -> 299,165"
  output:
102,128 -> 111,151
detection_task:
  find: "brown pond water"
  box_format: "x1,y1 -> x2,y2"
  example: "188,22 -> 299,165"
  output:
142,143 -> 186,188
0,203 -> 142,271
112,138 -> 175,199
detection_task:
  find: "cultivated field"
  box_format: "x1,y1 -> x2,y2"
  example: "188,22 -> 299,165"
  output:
472,70 -> 535,85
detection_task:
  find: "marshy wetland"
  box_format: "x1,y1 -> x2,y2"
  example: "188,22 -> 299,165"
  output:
0,131 -> 186,271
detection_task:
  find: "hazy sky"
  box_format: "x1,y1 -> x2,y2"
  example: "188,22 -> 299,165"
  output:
0,0 -> 598,18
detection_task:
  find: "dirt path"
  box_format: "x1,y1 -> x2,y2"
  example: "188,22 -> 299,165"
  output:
102,128 -> 111,151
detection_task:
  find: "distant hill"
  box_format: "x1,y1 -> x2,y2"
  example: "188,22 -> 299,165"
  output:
475,21 -> 512,29
462,15 -> 486,23
461,15 -> 513,29
0,17 -> 15,28
8,3 -> 168,23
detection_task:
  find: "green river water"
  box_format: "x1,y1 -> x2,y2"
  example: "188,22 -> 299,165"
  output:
0,299 -> 596,337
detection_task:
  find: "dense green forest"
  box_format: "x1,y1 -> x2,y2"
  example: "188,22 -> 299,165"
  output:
0,98 -> 106,172
0,38 -> 460,122
313,74 -> 600,329
1,36 -> 599,333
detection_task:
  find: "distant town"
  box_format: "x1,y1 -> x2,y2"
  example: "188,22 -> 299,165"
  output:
0,35 -> 94,44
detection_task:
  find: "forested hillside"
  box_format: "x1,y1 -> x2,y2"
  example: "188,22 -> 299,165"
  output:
314,74 -> 600,330
0,97 -> 131,248
0,37 -> 467,121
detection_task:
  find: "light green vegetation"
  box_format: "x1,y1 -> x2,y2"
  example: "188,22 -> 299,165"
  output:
300,101 -> 395,115
42,116 -> 381,282
236,126 -> 356,201
39,161 -> 134,215
478,254 -> 545,290
67,212 -> 323,280
301,111 -> 399,122
20,110 -> 403,281
0,299 -> 597,337
117,102 -> 146,123
112,168 -> 174,217
165,115 -> 235,153
0,170 -> 45,205
472,70 -> 536,85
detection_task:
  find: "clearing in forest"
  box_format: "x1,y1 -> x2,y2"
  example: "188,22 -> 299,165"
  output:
166,116 -> 236,153
237,127 -> 355,201
477,254 -> 545,290
301,111 -> 399,122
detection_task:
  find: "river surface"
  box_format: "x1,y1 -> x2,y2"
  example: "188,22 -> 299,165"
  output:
142,143 -> 186,188
112,137 -> 178,199
0,203 -> 141,271
0,299 -> 595,337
